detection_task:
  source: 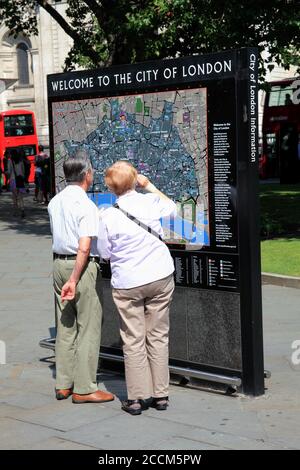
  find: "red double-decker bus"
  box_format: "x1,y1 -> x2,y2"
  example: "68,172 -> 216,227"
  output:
261,77 -> 300,182
0,109 -> 39,183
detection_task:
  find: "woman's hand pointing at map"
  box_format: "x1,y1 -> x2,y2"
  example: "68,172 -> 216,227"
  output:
137,174 -> 171,202
136,174 -> 150,188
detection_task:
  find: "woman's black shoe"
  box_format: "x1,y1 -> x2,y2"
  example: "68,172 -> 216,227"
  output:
140,398 -> 152,410
151,396 -> 169,410
121,399 -> 142,415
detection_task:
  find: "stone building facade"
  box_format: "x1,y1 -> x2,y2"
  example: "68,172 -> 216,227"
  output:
0,1 -> 72,145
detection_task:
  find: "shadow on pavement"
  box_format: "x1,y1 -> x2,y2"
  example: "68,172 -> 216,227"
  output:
0,190 -> 51,238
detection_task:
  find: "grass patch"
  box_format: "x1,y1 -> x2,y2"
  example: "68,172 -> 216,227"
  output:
259,183 -> 300,276
260,184 -> 300,237
261,238 -> 300,277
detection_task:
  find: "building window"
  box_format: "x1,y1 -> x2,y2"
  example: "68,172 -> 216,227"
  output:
17,43 -> 29,85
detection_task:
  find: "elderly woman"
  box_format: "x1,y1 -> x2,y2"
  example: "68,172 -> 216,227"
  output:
97,161 -> 176,415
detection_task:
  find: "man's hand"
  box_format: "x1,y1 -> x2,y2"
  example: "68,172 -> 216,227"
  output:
61,280 -> 76,302
60,237 -> 91,302
137,174 -> 150,188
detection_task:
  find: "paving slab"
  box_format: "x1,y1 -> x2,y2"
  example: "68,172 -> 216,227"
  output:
0,190 -> 300,450
147,403 -> 266,441
26,436 -> 99,450
0,390 -> 55,410
7,401 -> 122,432
0,417 -> 59,450
147,427 -> 290,450
257,410 -> 300,449
0,403 -> 28,418
63,413 -> 208,450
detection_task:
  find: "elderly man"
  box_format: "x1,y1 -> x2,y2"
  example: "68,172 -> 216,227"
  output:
48,156 -> 114,404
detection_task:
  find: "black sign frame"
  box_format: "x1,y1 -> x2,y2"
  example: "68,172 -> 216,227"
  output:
47,48 -> 264,396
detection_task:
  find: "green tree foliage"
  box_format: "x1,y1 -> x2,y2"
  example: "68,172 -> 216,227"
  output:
1,0 -> 299,80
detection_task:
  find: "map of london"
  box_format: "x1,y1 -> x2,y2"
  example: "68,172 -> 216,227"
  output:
52,89 -> 209,247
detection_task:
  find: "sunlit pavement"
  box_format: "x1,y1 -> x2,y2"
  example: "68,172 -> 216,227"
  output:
0,189 -> 299,450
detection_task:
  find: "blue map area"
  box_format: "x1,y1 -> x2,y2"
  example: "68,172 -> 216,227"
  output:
59,96 -> 209,246
65,99 -> 199,201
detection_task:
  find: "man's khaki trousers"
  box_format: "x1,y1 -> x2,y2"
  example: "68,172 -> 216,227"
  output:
53,258 -> 103,394
112,274 -> 175,400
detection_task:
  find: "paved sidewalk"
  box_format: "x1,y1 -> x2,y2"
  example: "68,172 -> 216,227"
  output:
0,190 -> 299,450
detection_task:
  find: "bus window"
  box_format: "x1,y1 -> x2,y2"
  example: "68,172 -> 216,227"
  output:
4,114 -> 34,137
268,86 -> 281,107
6,145 -> 37,157
262,78 -> 300,181
268,85 -> 294,107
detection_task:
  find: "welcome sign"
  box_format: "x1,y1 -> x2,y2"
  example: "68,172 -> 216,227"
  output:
48,52 -> 236,96
47,48 -> 264,396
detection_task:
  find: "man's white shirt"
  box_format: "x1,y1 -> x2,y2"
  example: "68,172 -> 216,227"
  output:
48,185 -> 99,256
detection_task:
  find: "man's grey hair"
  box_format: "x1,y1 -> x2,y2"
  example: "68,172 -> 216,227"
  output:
63,151 -> 92,183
